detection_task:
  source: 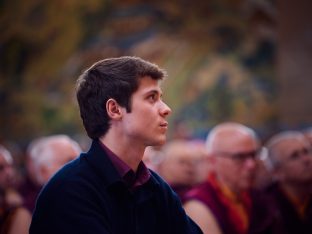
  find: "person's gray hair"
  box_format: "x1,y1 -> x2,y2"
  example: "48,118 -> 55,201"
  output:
265,131 -> 307,169
0,145 -> 13,165
27,135 -> 81,184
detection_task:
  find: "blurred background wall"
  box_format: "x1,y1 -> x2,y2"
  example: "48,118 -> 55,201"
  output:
0,0 -> 311,148
277,0 -> 312,129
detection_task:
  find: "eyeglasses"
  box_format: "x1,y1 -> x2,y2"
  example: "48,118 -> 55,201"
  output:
216,148 -> 265,163
287,147 -> 312,161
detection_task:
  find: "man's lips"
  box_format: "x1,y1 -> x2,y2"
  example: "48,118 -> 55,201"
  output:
160,122 -> 168,128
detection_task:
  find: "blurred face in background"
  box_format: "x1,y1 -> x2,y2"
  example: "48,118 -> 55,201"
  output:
40,140 -> 80,184
0,152 -> 14,190
210,129 -> 259,193
159,141 -> 205,186
274,138 -> 312,185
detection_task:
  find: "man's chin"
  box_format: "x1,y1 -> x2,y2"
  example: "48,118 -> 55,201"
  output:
146,137 -> 167,147
155,139 -> 166,146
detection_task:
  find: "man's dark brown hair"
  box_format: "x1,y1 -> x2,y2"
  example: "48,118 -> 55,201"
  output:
76,56 -> 166,139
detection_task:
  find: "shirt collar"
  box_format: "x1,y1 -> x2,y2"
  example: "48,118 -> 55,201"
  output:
100,142 -> 150,189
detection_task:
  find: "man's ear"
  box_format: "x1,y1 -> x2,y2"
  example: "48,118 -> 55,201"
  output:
106,98 -> 122,120
207,152 -> 216,164
39,165 -> 50,185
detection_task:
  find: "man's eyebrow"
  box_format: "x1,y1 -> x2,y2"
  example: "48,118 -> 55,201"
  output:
145,89 -> 162,96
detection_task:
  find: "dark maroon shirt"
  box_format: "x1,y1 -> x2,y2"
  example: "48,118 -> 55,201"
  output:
100,142 -> 150,189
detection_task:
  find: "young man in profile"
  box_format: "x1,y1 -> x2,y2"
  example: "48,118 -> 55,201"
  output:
30,56 -> 202,234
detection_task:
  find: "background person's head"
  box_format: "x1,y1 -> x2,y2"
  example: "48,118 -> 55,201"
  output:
206,122 -> 260,193
27,135 -> 81,186
266,131 -> 312,186
76,56 -> 166,140
0,145 -> 14,191
158,139 -> 208,186
143,146 -> 164,172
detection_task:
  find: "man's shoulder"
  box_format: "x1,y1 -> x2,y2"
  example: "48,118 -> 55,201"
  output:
50,154 -> 88,183
147,169 -> 180,201
148,169 -> 172,191
38,154 -> 103,200
39,156 -> 84,192
148,169 -> 163,182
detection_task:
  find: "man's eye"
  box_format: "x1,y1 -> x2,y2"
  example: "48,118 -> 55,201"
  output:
148,95 -> 156,101
290,152 -> 300,160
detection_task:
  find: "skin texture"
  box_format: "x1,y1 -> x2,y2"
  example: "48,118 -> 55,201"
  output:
7,208 -> 32,234
184,200 -> 221,234
100,76 -> 171,172
184,123 -> 259,234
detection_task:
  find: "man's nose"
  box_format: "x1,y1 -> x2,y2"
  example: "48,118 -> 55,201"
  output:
160,101 -> 172,117
245,157 -> 257,170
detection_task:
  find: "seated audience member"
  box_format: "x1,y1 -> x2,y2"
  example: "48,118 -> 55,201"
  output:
0,144 -> 31,234
183,122 -> 270,234
19,135 -> 81,212
265,131 -> 312,234
158,140 -> 208,200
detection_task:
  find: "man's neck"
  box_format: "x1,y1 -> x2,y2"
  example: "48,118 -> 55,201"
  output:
281,182 -> 311,205
99,132 -> 145,172
214,173 -> 245,201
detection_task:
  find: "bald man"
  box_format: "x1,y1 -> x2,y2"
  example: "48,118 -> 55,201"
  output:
265,131 -> 312,234
184,122 -> 265,234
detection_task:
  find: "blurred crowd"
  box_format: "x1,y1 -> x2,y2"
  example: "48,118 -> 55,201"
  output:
145,123 -> 312,234
0,123 -> 312,234
0,135 -> 81,233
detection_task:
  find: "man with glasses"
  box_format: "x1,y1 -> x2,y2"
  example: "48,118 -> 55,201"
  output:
183,122 -> 271,234
265,130 -> 312,234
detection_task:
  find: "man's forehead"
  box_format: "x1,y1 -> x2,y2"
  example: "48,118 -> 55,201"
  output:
139,85 -> 162,96
278,138 -> 308,152
213,132 -> 257,151
137,77 -> 161,90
